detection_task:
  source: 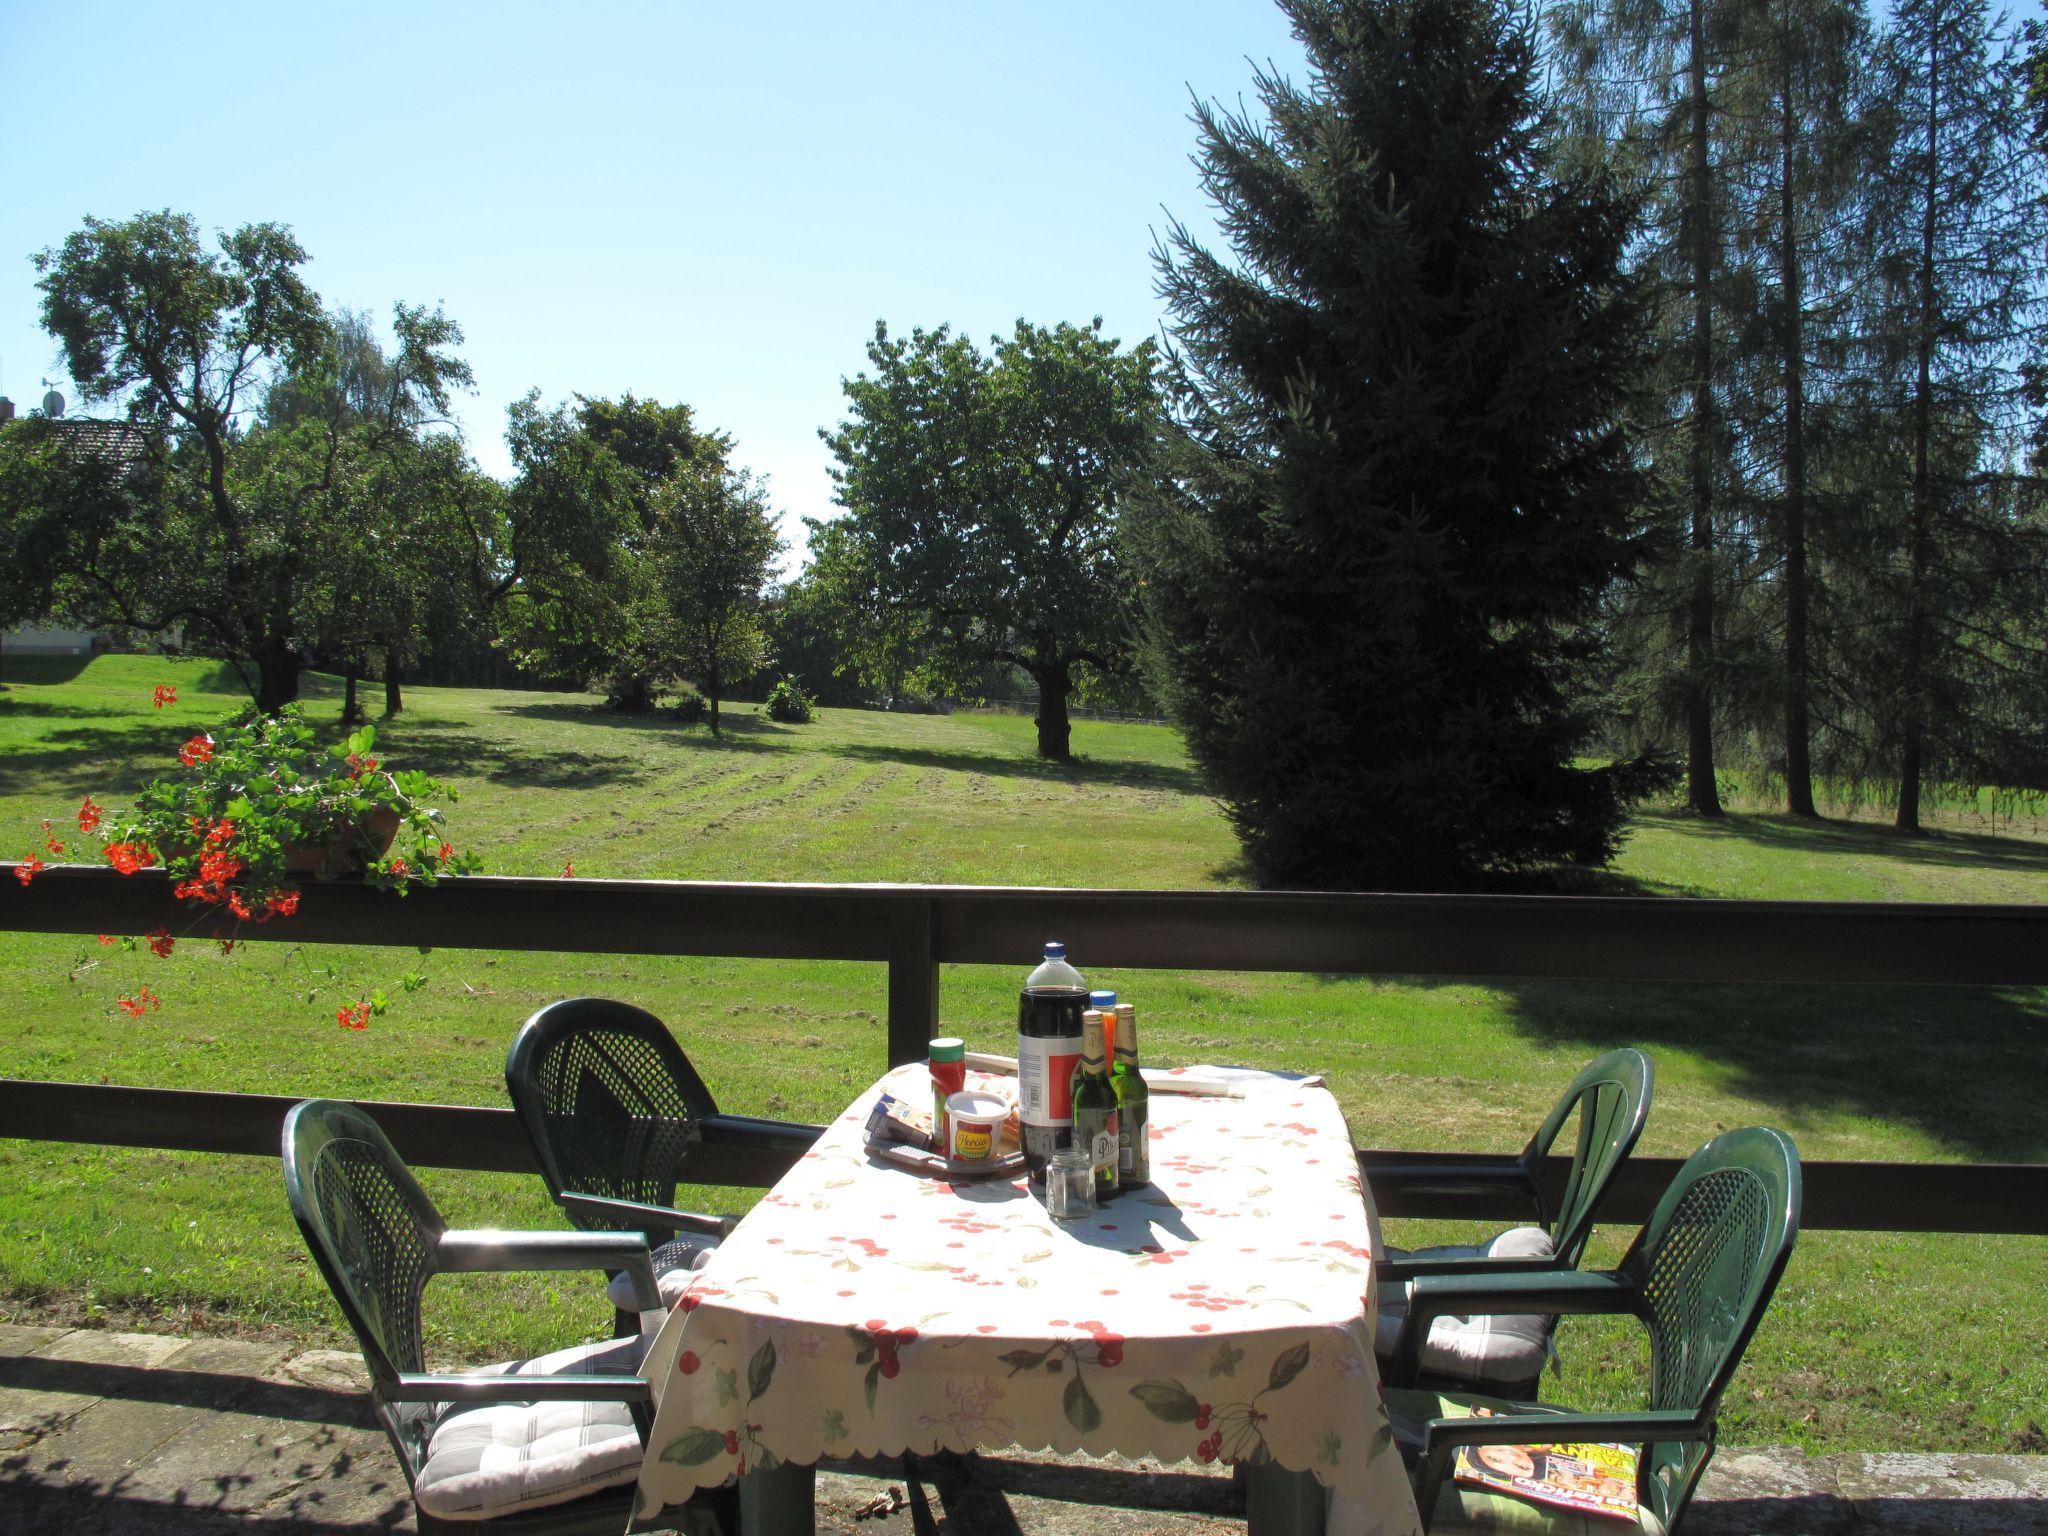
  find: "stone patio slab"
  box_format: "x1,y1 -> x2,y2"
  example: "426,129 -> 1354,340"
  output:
0,1327 -> 2041,1534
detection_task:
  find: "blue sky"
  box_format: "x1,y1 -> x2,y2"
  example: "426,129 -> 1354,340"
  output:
0,1 -> 1306,568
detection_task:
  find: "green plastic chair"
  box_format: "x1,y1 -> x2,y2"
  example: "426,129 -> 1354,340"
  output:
1369,1048 -> 1654,1395
504,997 -> 818,1328
1382,1125 -> 1801,1534
281,1098 -> 733,1535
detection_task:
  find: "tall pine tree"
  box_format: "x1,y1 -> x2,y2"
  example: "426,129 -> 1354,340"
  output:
1131,0 -> 1672,891
1550,0 -> 1746,816
1861,0 -> 2046,829
1719,0 -> 1869,814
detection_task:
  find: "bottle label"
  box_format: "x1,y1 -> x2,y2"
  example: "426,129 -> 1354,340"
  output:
1017,1033 -> 1079,1126
1091,1127 -> 1117,1168
1119,1141 -> 1134,1173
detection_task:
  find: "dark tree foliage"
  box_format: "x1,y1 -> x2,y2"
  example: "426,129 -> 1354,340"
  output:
1131,0 -> 1673,891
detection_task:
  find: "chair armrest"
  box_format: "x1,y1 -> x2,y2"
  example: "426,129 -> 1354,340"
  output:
388,1372 -> 652,1406
1388,1269 -> 1641,1387
1378,1252 -> 1570,1283
435,1229 -> 661,1311
698,1112 -> 823,1153
558,1191 -> 736,1239
1414,1407 -> 1709,1516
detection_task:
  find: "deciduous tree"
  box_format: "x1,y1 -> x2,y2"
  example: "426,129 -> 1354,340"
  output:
820,319 -> 1160,760
24,210 -> 468,710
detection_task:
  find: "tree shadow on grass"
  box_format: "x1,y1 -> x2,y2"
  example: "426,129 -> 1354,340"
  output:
1632,808 -> 2048,881
356,720 -> 662,790
821,740 -> 1215,797
1363,970 -> 2048,1163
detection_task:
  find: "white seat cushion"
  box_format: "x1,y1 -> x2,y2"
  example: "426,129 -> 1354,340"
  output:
604,1233 -> 718,1312
414,1335 -> 647,1520
1376,1227 -> 1558,1388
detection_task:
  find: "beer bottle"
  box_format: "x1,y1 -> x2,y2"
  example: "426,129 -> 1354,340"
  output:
1070,1008 -> 1120,1201
1110,1002 -> 1149,1188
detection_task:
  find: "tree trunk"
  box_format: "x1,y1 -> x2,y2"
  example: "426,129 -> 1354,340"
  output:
254,644 -> 303,715
1032,662 -> 1073,761
707,664 -> 722,738
383,648 -> 403,716
1779,68 -> 1816,819
1897,31 -> 1940,837
1684,0 -> 1722,818
341,666 -> 362,726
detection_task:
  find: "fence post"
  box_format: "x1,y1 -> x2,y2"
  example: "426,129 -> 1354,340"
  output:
886,896 -> 939,1067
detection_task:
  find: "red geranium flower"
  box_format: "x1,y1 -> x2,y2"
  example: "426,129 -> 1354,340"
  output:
562,860 -> 575,878
152,684 -> 177,709
147,927 -> 175,959
437,841 -> 453,863
96,934 -> 116,946
336,1001 -> 371,1031
14,856 -> 44,886
77,798 -> 103,834
178,734 -> 214,767
266,890 -> 299,917
104,841 -> 156,875
117,987 -> 162,1016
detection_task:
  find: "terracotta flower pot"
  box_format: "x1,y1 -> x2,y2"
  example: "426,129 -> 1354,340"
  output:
285,807 -> 403,875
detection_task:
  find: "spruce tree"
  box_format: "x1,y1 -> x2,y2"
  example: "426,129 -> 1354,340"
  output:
1131,0 -> 1672,891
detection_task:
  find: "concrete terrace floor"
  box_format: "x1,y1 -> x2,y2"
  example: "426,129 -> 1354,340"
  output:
2,1325 -> 2045,1535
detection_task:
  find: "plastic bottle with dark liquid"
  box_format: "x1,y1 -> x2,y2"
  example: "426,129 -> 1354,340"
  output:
1018,941 -> 1087,1185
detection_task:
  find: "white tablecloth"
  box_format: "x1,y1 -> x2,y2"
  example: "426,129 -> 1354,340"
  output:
635,1062 -> 1421,1533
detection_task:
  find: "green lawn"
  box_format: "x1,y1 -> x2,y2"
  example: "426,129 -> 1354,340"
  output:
1,654 -> 2042,1454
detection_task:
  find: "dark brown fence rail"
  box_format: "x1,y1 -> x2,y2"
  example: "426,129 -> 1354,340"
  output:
5,867 -> 2046,1234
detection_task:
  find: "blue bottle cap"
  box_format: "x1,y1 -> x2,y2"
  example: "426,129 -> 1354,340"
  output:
1089,990 -> 1118,1008
1044,941 -> 1066,959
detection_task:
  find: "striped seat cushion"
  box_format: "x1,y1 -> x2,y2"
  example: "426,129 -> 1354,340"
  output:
414,1336 -> 646,1520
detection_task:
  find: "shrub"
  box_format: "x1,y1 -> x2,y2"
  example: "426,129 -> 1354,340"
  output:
765,677 -> 815,724
671,687 -> 709,725
603,668 -> 663,713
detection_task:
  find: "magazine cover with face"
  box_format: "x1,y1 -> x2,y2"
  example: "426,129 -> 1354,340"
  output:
1451,1410 -> 1640,1520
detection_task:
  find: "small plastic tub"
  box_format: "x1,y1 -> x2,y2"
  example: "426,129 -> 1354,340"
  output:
945,1090 -> 1009,1164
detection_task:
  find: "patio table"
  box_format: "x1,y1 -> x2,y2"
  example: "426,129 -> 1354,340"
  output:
633,1061 -> 1423,1535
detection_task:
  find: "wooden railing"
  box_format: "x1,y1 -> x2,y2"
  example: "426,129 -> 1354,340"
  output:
4,867 -> 2046,1234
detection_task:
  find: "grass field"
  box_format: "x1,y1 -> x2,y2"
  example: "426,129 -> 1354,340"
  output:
1,653 -> 2043,1456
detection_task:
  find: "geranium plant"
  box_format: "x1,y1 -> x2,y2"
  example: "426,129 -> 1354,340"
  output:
26,698 -> 478,1023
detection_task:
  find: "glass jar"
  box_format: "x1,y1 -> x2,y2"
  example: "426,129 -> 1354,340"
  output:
1045,1147 -> 1097,1222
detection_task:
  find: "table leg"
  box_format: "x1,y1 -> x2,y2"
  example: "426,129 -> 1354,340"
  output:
1244,1462 -> 1328,1536
737,1458 -> 815,1536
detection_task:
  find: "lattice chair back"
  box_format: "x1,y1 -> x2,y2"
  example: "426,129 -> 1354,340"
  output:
505,998 -> 719,1245
282,1098 -> 448,1478
1522,1047 -> 1655,1268
1620,1125 -> 1801,1531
